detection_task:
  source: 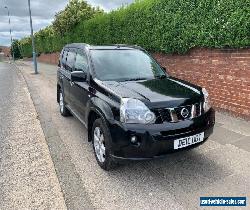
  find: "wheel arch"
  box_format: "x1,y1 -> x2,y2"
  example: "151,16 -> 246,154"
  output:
87,109 -> 106,142
86,98 -> 115,142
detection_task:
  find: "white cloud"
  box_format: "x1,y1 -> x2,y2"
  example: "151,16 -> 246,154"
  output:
87,0 -> 134,11
0,0 -> 134,46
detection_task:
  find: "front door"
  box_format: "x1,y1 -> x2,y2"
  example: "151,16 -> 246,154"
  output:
70,49 -> 90,122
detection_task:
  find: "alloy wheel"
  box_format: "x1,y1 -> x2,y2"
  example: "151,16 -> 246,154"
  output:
59,92 -> 64,113
93,126 -> 106,163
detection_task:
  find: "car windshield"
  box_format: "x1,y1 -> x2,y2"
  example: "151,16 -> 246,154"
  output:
90,49 -> 167,81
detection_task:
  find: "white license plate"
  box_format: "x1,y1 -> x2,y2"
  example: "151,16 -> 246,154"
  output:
174,132 -> 204,150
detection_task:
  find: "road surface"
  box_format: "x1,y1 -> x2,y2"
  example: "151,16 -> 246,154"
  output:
16,60 -> 250,210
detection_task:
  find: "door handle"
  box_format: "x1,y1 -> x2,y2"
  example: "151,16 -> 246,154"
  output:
70,81 -> 75,86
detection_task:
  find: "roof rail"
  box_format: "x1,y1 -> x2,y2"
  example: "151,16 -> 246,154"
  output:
111,44 -> 145,50
65,43 -> 90,48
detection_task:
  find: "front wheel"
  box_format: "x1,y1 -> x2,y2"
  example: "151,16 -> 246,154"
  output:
92,118 -> 117,170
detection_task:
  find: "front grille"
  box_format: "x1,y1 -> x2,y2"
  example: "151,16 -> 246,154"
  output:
196,102 -> 202,116
155,103 -> 203,123
175,105 -> 192,120
158,108 -> 172,122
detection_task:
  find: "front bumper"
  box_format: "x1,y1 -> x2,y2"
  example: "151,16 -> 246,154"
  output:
108,108 -> 215,160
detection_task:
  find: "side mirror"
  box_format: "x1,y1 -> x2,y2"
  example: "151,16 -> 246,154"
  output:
58,61 -> 61,67
71,71 -> 87,82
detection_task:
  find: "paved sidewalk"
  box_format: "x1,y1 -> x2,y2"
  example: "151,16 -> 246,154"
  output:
0,60 -> 67,209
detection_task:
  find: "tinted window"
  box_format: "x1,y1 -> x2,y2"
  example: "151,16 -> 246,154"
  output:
66,50 -> 76,71
75,53 -> 88,72
90,49 -> 166,81
61,50 -> 68,68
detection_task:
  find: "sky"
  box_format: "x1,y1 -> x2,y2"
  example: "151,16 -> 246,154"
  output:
0,0 -> 134,46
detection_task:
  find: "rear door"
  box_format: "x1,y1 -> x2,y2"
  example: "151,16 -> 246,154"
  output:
70,49 -> 90,122
63,48 -> 76,105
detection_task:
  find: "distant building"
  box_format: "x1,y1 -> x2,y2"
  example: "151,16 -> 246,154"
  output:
0,46 -> 11,57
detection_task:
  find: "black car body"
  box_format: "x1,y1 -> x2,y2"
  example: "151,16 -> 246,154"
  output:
57,43 -> 215,170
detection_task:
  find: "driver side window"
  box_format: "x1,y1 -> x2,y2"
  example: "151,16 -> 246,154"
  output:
75,52 -> 88,72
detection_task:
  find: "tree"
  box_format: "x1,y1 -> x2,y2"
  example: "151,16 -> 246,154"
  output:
52,0 -> 103,35
11,39 -> 22,59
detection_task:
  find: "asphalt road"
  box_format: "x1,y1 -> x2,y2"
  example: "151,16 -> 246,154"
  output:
17,61 -> 250,210
0,59 -> 66,209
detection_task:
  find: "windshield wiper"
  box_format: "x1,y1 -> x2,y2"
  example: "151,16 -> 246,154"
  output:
121,75 -> 166,82
122,77 -> 149,82
155,74 -> 167,79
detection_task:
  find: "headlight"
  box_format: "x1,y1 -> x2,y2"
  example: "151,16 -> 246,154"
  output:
120,98 -> 156,124
202,88 -> 211,112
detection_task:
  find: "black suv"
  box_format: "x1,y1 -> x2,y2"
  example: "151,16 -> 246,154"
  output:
57,43 -> 215,170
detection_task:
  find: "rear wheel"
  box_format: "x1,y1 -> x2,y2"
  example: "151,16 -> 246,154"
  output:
59,88 -> 70,116
92,118 -> 116,170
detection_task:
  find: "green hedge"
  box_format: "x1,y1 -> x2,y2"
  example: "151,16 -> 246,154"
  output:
20,0 -> 250,57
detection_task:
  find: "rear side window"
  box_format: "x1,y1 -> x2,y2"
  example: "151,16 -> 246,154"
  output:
65,50 -> 76,72
61,49 -> 68,68
75,52 -> 88,72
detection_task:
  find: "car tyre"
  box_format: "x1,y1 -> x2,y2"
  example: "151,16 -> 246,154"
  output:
92,118 -> 116,170
59,88 -> 71,116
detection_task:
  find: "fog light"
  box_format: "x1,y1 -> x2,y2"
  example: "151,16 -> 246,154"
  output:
131,136 -> 137,144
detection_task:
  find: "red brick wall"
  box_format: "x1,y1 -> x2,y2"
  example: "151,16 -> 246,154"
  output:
153,48 -> 250,119
0,47 -> 10,57
37,52 -> 60,65
37,48 -> 250,119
